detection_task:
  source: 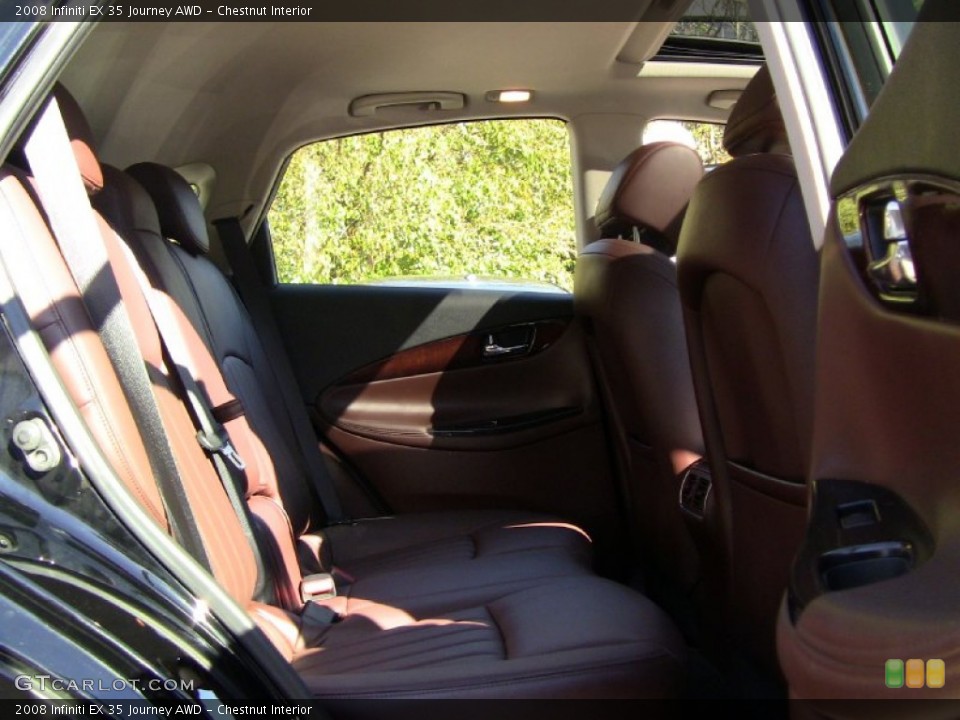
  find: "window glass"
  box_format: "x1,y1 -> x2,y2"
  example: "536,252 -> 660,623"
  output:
824,0 -> 924,118
643,120 -> 731,167
268,119 -> 576,292
0,21 -> 40,99
876,0 -> 924,59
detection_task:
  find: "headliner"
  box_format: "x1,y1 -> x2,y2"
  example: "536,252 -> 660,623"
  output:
61,21 -> 755,224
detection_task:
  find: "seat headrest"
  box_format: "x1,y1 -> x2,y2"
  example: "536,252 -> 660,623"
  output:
594,142 -> 704,255
723,65 -> 790,157
94,165 -> 164,240
35,84 -> 103,194
126,162 -> 210,255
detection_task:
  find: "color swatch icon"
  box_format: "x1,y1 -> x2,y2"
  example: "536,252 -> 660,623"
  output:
886,659 -> 945,689
906,659 -> 925,688
927,659 -> 946,689
885,659 -> 904,688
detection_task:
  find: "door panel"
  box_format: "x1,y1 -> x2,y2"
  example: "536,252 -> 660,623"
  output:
270,284 -> 622,550
779,15 -> 960,704
271,284 -> 577,400
320,319 -> 587,451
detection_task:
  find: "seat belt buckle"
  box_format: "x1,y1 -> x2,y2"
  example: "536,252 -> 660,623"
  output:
300,572 -> 336,603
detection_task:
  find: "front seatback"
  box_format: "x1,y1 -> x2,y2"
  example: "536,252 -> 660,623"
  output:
2,86 -> 261,609
675,65 -> 820,668
575,143 -> 704,590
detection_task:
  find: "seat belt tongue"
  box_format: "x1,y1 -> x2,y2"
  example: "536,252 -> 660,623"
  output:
196,428 -> 246,471
300,572 -> 336,603
221,441 -> 246,471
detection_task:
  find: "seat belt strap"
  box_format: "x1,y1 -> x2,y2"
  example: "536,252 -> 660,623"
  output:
23,96 -> 212,572
214,217 -> 345,524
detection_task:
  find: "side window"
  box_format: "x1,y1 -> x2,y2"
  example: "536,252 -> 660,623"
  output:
267,119 -> 576,292
818,0 -> 924,125
643,119 -> 730,167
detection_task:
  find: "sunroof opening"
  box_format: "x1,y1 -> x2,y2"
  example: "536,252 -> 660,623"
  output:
670,0 -> 759,44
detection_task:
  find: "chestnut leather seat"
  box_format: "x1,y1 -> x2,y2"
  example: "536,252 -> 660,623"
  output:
97,162 -> 593,615
675,65 -> 819,666
575,142 -> 704,591
0,84 -> 688,699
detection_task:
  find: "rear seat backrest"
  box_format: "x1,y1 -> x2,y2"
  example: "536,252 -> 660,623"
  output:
93,164 -> 307,610
1,160 -> 308,656
107,162 -> 611,619
124,162 -> 325,542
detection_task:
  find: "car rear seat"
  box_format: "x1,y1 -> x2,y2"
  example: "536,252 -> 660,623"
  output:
94,162 -> 594,617
0,84 -> 686,698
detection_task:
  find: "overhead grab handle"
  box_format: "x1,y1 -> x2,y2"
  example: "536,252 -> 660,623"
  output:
349,92 -> 466,117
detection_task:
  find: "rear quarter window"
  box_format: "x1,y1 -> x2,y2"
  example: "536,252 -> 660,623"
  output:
643,119 -> 731,167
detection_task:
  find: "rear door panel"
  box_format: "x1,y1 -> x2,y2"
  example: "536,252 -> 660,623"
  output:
271,284 -> 577,400
270,284 -> 622,547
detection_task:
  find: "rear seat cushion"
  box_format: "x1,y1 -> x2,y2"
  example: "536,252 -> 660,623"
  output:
322,510 -> 592,570
320,511 -> 593,615
294,576 -> 685,699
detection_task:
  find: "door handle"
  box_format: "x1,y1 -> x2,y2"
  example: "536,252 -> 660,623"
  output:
865,199 -> 918,296
482,326 -> 535,359
840,178 -> 960,320
483,336 -> 530,358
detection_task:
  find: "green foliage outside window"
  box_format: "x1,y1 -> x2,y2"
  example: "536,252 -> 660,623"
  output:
644,119 -> 731,166
268,119 -> 576,290
681,121 -> 731,166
